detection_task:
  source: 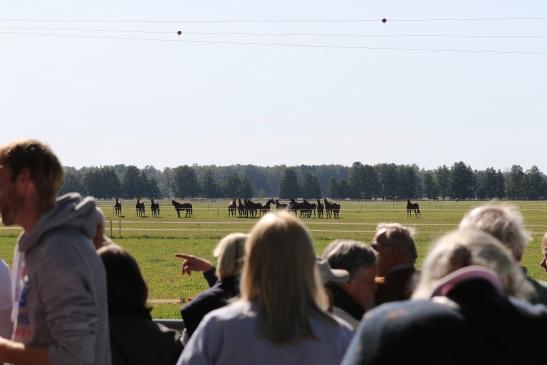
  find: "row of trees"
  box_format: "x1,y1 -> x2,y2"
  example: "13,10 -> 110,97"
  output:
59,162 -> 547,200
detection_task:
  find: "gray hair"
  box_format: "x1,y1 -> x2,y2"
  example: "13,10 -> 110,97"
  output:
375,222 -> 417,261
412,229 -> 532,300
459,204 -> 531,261
322,239 -> 377,280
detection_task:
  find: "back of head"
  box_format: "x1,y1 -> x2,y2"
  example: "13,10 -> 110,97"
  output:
459,204 -> 530,261
98,244 -> 150,316
0,139 -> 64,206
322,239 -> 377,278
375,223 -> 417,261
241,211 -> 330,344
413,229 -> 531,300
213,233 -> 247,280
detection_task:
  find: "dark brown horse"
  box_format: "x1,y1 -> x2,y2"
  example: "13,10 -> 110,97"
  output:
406,199 -> 421,218
114,198 -> 122,216
228,199 -> 237,217
324,198 -> 340,219
136,198 -> 145,217
172,199 -> 192,218
151,198 -> 160,217
316,198 -> 324,218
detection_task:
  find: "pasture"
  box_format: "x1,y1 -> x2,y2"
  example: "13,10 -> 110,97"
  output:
1,199 -> 547,319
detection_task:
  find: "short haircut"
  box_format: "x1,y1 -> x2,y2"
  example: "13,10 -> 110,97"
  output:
322,239 -> 377,280
412,229 -> 532,300
0,139 -> 63,205
459,204 -> 531,261
98,244 -> 150,316
213,233 -> 247,280
375,223 -> 418,261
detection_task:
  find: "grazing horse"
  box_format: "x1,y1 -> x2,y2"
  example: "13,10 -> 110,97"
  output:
136,198 -> 145,217
316,199 -> 324,218
114,198 -> 122,216
172,199 -> 193,218
406,199 -> 421,218
150,198 -> 160,217
228,199 -> 237,217
324,198 -> 341,219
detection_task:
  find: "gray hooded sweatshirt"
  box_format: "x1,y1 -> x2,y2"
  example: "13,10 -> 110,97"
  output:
13,193 -> 111,365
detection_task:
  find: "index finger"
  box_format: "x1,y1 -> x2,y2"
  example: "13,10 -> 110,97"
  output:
175,253 -> 193,259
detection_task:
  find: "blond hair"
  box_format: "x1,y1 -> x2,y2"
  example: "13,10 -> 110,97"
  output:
213,233 -> 247,280
459,204 -> 531,261
240,211 -> 333,344
412,229 -> 532,300
0,139 -> 63,206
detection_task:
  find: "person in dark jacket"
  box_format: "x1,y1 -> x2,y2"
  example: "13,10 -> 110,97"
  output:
371,223 -> 418,305
98,244 -> 182,365
179,233 -> 247,338
342,229 -> 547,365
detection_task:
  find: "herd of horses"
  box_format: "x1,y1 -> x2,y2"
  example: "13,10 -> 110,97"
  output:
111,198 -> 422,219
228,198 -> 341,219
113,198 -> 192,218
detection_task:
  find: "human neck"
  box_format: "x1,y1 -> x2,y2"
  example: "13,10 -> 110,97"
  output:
19,199 -> 53,231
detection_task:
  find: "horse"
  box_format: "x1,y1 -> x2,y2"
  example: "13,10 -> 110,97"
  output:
237,198 -> 245,218
244,199 -> 262,218
316,199 -> 324,218
114,198 -> 122,216
136,198 -> 145,217
260,199 -> 275,216
406,199 -> 421,218
275,199 -> 287,210
228,199 -> 237,217
324,198 -> 340,219
172,199 -> 192,218
288,198 -> 303,216
150,198 -> 160,217
301,199 -> 316,219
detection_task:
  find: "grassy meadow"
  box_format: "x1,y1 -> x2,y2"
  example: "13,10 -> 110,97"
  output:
1,199 -> 547,319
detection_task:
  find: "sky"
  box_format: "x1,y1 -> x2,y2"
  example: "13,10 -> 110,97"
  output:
2,1 -> 547,171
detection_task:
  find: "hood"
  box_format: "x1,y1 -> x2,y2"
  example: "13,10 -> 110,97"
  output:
18,193 -> 97,252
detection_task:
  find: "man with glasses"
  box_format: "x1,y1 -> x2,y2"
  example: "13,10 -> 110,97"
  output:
372,223 -> 418,306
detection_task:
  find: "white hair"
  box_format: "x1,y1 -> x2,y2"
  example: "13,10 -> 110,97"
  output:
459,204 -> 531,261
412,229 -> 532,300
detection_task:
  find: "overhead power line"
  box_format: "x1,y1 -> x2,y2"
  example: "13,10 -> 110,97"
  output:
2,30 -> 547,55
2,26 -> 547,38
1,17 -> 547,24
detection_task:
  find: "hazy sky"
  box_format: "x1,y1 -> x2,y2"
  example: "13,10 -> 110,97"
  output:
2,1 -> 547,171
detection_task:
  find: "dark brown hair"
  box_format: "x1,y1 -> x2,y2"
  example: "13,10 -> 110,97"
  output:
0,139 -> 64,205
98,244 -> 150,316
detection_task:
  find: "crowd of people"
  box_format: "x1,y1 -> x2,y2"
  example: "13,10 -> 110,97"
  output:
0,138 -> 547,365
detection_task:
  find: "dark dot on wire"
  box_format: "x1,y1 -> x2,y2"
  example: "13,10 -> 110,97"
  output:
177,31 -> 182,36
382,18 -> 387,23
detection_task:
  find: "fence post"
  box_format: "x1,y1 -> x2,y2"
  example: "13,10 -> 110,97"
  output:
119,219 -> 122,238
217,207 -> 219,217
110,219 -> 113,238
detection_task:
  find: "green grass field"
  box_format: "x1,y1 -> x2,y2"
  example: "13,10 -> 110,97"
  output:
1,199 -> 547,318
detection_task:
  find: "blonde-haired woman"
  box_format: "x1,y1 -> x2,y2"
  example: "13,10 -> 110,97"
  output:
342,229 -> 547,365
179,233 -> 247,338
178,212 -> 353,365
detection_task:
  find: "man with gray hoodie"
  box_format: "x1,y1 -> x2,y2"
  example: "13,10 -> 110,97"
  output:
0,140 -> 111,365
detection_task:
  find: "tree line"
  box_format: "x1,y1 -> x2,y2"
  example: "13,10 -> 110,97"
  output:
58,162 -> 547,200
